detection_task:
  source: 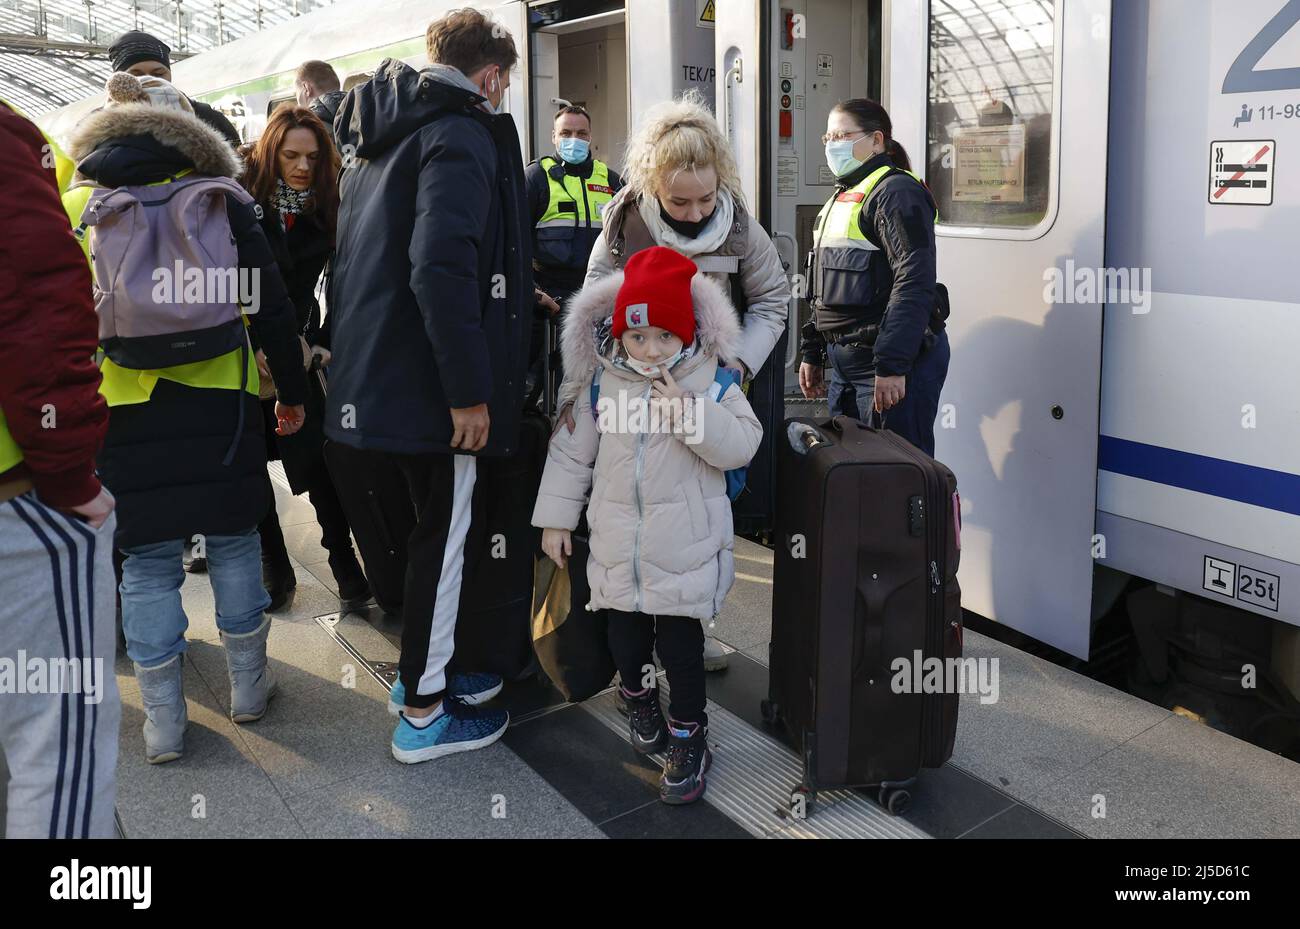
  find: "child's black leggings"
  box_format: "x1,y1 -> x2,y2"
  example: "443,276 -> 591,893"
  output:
607,611 -> 707,726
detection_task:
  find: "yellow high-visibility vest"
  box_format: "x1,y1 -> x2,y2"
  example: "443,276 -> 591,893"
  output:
534,156 -> 616,270
811,165 -> 933,311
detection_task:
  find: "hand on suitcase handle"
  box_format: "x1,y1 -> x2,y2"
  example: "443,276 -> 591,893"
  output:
308,345 -> 332,370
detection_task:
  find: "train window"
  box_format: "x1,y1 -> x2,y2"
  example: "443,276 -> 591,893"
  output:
926,0 -> 1056,229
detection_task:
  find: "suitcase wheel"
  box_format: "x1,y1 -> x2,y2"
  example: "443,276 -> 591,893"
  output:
789,786 -> 814,821
877,786 -> 911,817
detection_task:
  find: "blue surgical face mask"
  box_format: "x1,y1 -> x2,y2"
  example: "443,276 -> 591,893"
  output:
825,139 -> 865,178
556,137 -> 590,164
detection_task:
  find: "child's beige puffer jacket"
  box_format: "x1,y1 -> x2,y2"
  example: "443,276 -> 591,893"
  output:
532,269 -> 763,621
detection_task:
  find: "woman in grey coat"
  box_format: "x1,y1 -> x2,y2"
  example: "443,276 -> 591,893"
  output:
556,90 -> 790,669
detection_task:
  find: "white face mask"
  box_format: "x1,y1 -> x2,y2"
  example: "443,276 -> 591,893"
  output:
623,347 -> 687,378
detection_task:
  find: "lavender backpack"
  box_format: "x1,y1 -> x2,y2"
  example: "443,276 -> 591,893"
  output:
80,175 -> 255,370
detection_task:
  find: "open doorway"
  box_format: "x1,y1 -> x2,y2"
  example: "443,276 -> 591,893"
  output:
530,9 -> 629,171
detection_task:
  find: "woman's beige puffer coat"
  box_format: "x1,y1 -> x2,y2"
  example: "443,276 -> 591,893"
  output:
532,269 -> 763,621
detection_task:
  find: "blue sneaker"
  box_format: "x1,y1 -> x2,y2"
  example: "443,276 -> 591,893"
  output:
391,701 -> 510,764
387,672 -> 503,716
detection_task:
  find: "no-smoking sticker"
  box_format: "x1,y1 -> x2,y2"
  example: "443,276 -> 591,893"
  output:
1208,139 -> 1274,205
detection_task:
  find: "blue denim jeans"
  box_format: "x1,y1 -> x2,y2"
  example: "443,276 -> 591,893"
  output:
827,329 -> 951,457
120,528 -> 270,666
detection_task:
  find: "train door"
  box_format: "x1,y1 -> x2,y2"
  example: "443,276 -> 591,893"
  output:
718,0 -> 1112,657
528,3 -> 630,167
716,0 -> 880,390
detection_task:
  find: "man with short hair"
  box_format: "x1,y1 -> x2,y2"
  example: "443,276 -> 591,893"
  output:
524,105 -> 623,400
326,8 -> 532,763
106,30 -> 240,146
526,106 -> 623,302
295,60 -> 345,140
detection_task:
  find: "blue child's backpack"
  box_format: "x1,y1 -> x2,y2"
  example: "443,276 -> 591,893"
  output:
590,365 -> 748,501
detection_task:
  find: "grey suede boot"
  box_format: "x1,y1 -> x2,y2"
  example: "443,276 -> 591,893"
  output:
220,615 -> 278,723
133,654 -> 187,764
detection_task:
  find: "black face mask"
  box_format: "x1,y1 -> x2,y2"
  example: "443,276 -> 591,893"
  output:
659,203 -> 713,239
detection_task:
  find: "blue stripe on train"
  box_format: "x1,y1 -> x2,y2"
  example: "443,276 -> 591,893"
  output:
1098,435 -> 1300,517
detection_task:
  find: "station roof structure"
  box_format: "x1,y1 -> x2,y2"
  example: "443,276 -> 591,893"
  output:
0,0 -> 335,114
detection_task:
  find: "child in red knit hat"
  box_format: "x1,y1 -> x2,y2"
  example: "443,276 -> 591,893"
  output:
533,246 -> 762,804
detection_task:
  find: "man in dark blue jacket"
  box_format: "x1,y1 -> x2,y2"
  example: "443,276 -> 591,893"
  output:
325,8 -> 531,764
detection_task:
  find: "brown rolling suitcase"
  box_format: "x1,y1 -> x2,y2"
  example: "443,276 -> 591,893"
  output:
764,415 -> 962,817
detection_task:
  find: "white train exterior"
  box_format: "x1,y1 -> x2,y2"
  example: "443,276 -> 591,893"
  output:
42,0 -> 1300,666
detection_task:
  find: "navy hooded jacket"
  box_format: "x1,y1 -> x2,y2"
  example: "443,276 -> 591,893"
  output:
325,59 -> 532,457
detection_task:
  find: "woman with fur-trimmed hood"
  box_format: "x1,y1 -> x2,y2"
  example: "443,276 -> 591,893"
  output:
533,246 -> 761,805
65,72 -> 308,765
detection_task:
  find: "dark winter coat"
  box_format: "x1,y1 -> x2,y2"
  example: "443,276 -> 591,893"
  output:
325,59 -> 532,458
254,204 -> 334,493
67,102 -> 307,547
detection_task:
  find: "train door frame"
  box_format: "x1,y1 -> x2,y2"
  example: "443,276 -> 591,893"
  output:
528,7 -> 629,167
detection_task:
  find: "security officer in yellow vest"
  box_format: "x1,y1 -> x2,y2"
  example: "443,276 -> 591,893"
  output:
525,105 -> 624,400
799,99 -> 951,457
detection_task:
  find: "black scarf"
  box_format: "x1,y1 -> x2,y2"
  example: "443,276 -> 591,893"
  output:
658,202 -> 712,239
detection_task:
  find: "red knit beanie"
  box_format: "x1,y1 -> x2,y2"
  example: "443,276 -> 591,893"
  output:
612,246 -> 697,347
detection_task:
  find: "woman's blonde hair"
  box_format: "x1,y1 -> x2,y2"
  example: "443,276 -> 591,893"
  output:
621,89 -> 746,209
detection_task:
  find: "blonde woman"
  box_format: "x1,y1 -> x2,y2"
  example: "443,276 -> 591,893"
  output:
556,91 -> 790,670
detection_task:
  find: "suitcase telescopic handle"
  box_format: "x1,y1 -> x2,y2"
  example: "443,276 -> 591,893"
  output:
829,413 -> 878,433
787,421 -> 830,455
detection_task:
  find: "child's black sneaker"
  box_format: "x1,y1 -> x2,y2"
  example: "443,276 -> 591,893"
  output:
619,685 -> 668,754
660,718 -> 711,805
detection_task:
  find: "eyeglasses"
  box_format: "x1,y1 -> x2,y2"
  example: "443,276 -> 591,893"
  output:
821,130 -> 871,145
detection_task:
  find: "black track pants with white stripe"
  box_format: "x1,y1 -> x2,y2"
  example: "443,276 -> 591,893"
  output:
391,453 -> 479,710
0,493 -> 120,838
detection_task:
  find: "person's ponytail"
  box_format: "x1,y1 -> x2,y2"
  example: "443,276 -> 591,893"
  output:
884,137 -> 911,172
